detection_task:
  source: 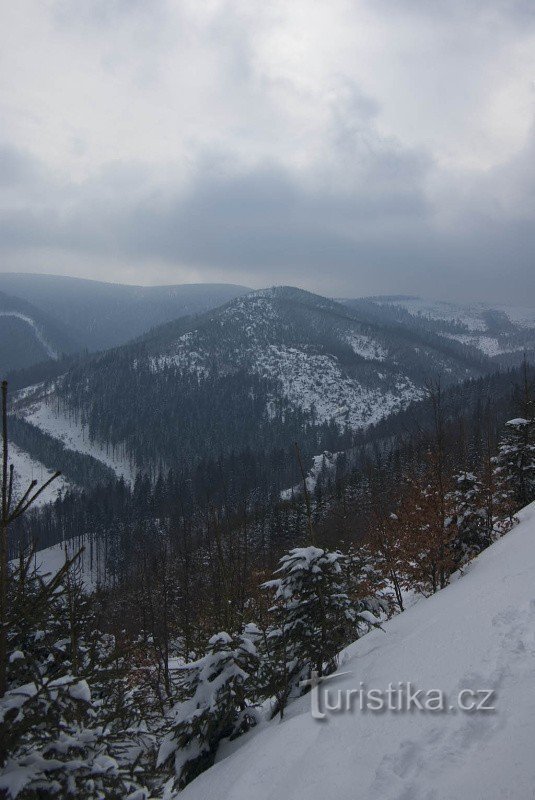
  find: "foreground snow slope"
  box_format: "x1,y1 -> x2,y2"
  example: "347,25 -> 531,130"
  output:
184,503 -> 535,800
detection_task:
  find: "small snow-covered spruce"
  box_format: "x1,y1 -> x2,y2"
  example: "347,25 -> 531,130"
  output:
493,418 -> 535,518
446,472 -> 494,565
0,550 -> 150,799
345,543 -> 391,621
262,546 -> 382,719
157,630 -> 259,790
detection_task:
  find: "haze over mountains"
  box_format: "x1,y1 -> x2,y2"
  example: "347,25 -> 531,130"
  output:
0,273 -> 249,356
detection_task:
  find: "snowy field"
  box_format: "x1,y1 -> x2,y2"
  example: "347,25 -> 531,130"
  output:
18,397 -> 136,484
13,537 -> 104,592
9,442 -> 68,506
182,502 -> 535,800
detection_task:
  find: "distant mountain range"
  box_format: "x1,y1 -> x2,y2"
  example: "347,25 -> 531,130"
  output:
0,272 -> 250,357
11,285 -> 512,498
342,296 -> 535,365
0,289 -> 78,372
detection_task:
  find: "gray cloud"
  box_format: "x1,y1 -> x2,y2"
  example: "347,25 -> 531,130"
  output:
0,0 -> 534,303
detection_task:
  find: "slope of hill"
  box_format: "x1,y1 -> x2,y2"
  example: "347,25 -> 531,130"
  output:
0,273 -> 250,351
181,501 -> 535,800
343,295 -> 535,364
0,290 -> 78,371
11,287 -> 493,494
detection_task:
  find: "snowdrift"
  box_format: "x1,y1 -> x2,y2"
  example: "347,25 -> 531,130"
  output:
183,503 -> 535,800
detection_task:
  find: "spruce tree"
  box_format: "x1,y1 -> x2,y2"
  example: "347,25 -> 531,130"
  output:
493,417 -> 535,515
0,549 -> 150,799
262,546 -> 381,718
157,630 -> 259,790
446,471 -> 493,564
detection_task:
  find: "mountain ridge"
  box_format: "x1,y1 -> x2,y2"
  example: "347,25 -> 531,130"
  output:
11,286 -> 495,497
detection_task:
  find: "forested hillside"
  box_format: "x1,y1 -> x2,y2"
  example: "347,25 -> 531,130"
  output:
3,355 -> 535,800
0,290 -> 77,371
343,295 -> 535,365
10,287 -> 495,499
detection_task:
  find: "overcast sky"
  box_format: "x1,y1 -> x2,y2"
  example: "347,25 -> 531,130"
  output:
1,0 -> 534,301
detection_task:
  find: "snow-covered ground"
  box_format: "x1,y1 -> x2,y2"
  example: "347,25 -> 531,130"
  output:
0,311 -> 58,359
345,332 -> 387,361
182,502 -> 535,800
11,538 -> 103,591
379,297 -> 535,332
9,442 -> 68,506
257,345 -> 422,429
280,451 -> 340,500
18,397 -> 136,484
374,297 -> 535,357
492,304 -> 535,328
381,298 -> 490,331
442,333 -> 510,357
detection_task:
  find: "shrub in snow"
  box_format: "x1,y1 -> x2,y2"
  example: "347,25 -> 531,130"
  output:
157,630 -> 259,790
395,477 -> 458,596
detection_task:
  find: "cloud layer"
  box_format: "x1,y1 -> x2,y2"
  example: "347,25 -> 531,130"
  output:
1,0 -> 534,301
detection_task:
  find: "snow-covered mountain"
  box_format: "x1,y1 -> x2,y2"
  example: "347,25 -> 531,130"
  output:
346,295 -> 535,363
181,501 -> 535,800
11,287 -> 493,491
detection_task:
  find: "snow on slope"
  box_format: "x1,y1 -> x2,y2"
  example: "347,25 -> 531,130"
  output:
19,396 -> 136,484
381,298 -> 489,331
9,442 -> 68,506
11,538 -> 102,591
280,451 -> 340,500
182,503 -> 535,800
148,292 -> 422,431
0,311 -> 58,359
345,332 -> 387,361
442,333 -> 509,357
256,345 -> 421,429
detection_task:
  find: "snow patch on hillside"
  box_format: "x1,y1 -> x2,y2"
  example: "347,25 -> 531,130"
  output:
381,298 -> 489,331
345,333 -> 387,361
9,442 -> 68,506
442,334 -> 504,356
442,333 -> 530,357
148,336 -> 210,378
280,451 -> 339,500
182,502 -> 535,800
222,293 -> 280,329
255,345 -> 422,429
12,538 -> 103,591
377,297 -> 535,337
19,398 -> 136,483
491,304 -> 535,328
